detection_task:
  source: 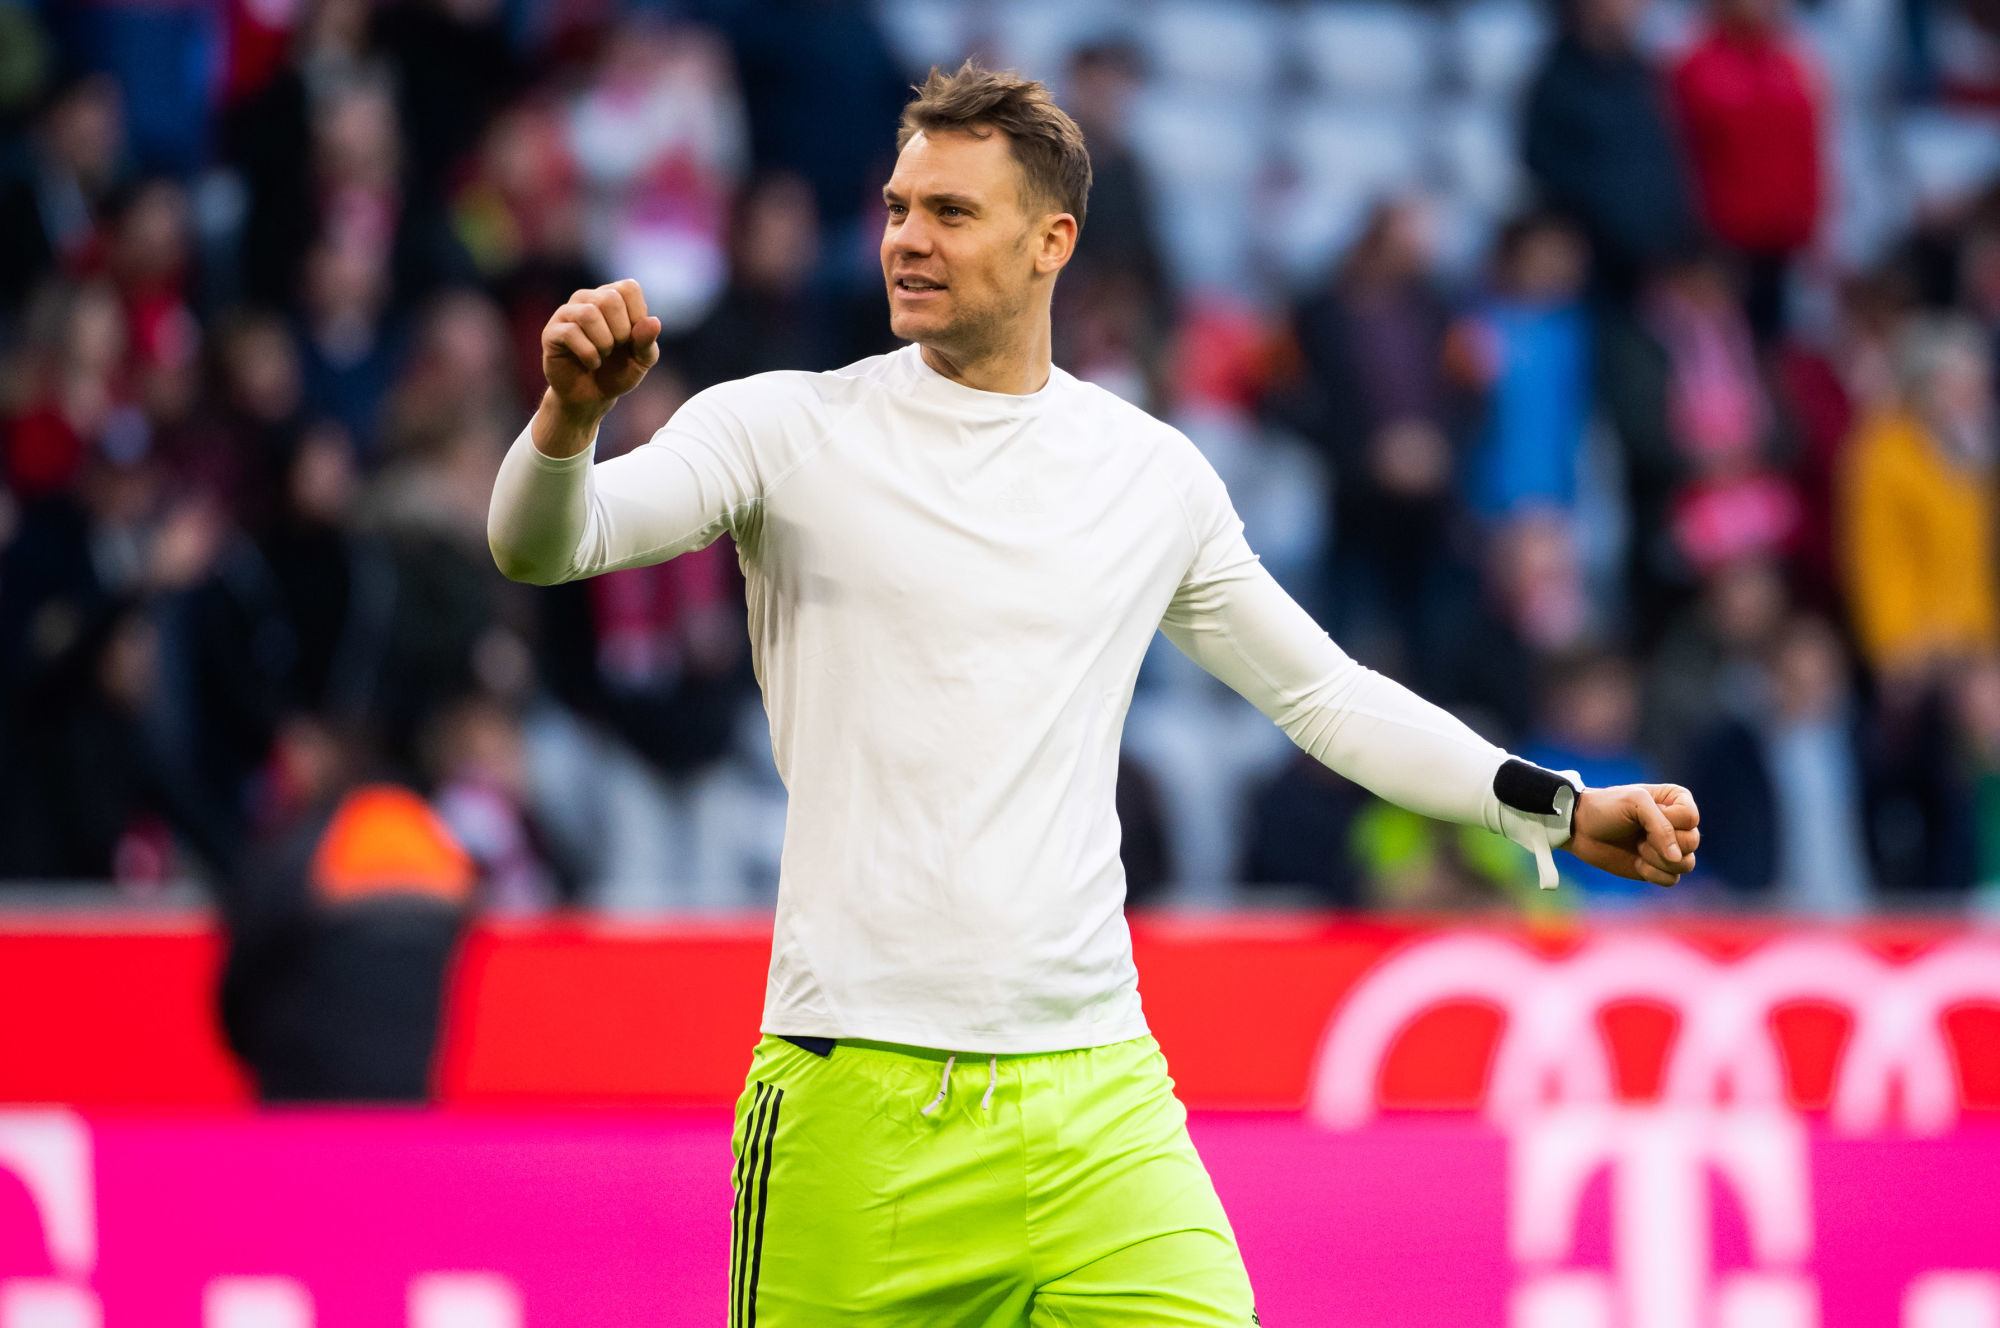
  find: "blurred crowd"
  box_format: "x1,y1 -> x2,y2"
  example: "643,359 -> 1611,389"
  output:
5,0 -> 2000,922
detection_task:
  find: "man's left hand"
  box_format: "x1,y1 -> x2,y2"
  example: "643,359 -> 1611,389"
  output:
1568,784 -> 1701,887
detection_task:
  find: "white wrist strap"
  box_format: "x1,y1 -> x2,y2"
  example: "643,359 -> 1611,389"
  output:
1496,770 -> 1583,890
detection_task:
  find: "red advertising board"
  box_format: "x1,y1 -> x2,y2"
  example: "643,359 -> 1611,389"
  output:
2,912 -> 1996,1116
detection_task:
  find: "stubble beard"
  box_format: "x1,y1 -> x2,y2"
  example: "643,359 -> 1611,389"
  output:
896,292 -> 1012,366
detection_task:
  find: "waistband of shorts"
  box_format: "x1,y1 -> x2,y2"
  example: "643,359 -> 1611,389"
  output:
768,1033 -> 1151,1064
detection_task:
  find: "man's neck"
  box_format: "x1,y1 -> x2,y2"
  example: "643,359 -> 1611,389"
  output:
919,321 -> 1053,396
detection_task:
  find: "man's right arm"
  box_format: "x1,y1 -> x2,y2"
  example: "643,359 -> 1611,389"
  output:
487,280 -> 760,585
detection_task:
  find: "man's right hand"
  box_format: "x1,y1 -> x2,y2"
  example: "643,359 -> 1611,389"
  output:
532,279 -> 661,458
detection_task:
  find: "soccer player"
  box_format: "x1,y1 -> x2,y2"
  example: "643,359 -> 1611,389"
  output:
488,62 -> 1700,1328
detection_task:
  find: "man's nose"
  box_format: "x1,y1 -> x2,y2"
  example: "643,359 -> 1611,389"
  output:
890,214 -> 935,255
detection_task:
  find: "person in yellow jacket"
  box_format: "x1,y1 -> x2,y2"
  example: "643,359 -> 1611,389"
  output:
1840,316 -> 2000,683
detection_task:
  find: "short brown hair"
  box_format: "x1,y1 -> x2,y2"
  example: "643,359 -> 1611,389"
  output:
897,62 -> 1093,229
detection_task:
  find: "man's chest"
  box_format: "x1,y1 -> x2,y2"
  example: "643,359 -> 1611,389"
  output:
754,425 -> 1189,642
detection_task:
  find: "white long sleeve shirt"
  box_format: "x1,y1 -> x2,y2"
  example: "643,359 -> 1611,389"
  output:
490,344 -> 1562,1052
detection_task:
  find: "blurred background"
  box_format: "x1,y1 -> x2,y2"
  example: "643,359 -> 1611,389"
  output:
6,0 -> 2000,918
1,1 -> 1999,1324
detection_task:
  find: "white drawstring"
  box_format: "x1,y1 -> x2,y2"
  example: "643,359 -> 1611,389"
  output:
920,1055 -> 956,1116
918,1054 -> 1001,1116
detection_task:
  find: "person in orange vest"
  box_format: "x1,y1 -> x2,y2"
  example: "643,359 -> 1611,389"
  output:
218,713 -> 474,1101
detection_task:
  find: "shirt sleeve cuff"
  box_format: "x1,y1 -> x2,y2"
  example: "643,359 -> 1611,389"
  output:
521,422 -> 598,471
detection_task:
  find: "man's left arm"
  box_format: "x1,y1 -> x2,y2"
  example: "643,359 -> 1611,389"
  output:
1157,519 -> 1698,889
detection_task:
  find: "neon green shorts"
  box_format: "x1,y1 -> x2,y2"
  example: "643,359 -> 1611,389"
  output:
727,1032 -> 1259,1327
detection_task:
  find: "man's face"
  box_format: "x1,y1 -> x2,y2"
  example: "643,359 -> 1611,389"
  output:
881,129 -> 1049,354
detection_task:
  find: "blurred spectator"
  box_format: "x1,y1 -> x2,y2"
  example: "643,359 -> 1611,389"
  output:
50,0 -> 215,176
1059,41 -> 1165,303
372,0 -> 524,216
256,421 -> 394,717
1241,751 -> 1368,907
423,693 -> 575,913
103,178 -> 201,424
363,415 -> 519,758
1054,40 -> 1169,399
219,713 -> 471,1101
1523,0 -> 1697,301
1845,316 -> 1995,900
453,101 -> 579,286
221,0 -> 371,310
1428,513 -> 1594,738
1280,199 -> 1470,692
1647,254 -> 1801,577
382,287 -> 519,458
1864,676 -> 1977,899
1493,512 -> 1593,656
1840,315 -> 1999,683
297,234 -> 405,457
1455,213 -> 1595,523
1773,269 -> 1911,607
4,279 -> 126,501
715,0 -> 906,235
675,171 -> 837,388
1350,798 -> 1541,912
163,309 -> 304,534
1670,0 -> 1827,340
1643,553 -> 1789,763
0,73 -> 126,317
1682,614 -> 1873,913
567,21 -> 747,335
0,594 -> 234,882
451,99 -> 603,397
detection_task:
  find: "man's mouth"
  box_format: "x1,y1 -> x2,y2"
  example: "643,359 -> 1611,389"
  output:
895,276 -> 946,292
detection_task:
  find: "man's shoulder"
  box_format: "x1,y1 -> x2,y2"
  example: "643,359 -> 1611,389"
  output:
677,354 -> 902,432
691,358 -> 880,406
1055,371 -> 1189,453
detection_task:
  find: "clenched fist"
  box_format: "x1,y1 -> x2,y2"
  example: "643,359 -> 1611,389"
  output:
1569,783 -> 1702,887
532,279 -> 661,459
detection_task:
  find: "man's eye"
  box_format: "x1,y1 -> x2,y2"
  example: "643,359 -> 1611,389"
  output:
887,204 -> 906,217
940,207 -> 964,218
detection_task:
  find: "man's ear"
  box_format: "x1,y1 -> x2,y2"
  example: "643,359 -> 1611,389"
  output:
1035,213 -> 1078,276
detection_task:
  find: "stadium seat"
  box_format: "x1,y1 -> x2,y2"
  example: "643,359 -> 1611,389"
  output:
1635,0 -> 1700,60
1143,0 -> 1288,92
1432,96 -> 1529,216
989,0 -> 1127,84
1826,109 -> 1905,266
1897,108 -> 2000,210
1298,2 -> 1442,102
1130,89 -> 1272,185
1124,658 -> 1298,900
1427,188 -> 1505,283
875,0 -> 975,74
1271,100 -> 1427,282
1792,3 -> 1889,101
1128,89 -> 1271,289
1449,0 -> 1552,99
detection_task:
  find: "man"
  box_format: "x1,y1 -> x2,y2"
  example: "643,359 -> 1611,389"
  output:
489,63 -> 1701,1328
